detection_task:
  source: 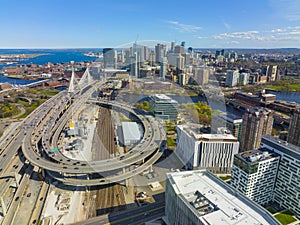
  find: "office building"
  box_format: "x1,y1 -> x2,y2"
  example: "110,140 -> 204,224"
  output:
175,55 -> 185,74
165,170 -> 280,225
144,46 -> 150,61
231,149 -> 280,205
176,125 -> 239,173
226,70 -> 239,87
149,94 -> 178,121
171,41 -> 176,52
133,43 -> 145,63
261,135 -> 300,217
160,57 -> 167,81
155,43 -> 167,64
183,52 -> 191,65
167,53 -> 178,68
212,113 -> 243,140
287,108 -> 300,147
174,45 -> 184,54
129,52 -> 141,78
240,108 -> 273,151
103,48 -> 117,69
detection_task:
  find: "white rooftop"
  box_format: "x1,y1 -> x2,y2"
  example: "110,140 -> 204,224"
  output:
264,93 -> 276,97
151,94 -> 178,104
167,170 -> 280,225
178,125 -> 238,141
121,122 -> 141,142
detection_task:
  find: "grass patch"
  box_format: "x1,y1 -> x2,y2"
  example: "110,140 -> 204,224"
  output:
266,207 -> 277,214
18,99 -> 46,119
167,137 -> 176,147
41,90 -> 59,96
119,114 -> 132,122
166,126 -> 175,132
134,101 -> 149,112
182,101 -> 212,124
0,103 -> 20,118
219,175 -> 231,181
275,210 -> 296,225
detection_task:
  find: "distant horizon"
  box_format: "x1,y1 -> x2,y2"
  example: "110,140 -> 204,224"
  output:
0,47 -> 300,50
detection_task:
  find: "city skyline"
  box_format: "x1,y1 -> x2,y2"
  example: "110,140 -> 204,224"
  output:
1,0 -> 300,48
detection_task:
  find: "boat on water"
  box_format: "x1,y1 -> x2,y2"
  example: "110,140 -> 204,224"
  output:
84,52 -> 103,58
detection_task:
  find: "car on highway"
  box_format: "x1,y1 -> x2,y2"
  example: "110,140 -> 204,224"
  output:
27,193 -> 31,197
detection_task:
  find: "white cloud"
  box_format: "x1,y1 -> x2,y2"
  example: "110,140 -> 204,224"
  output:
195,36 -> 208,39
213,26 -> 300,45
166,20 -> 202,33
213,31 -> 261,40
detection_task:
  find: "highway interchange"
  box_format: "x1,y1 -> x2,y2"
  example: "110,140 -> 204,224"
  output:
0,77 -> 167,225
19,81 -> 166,186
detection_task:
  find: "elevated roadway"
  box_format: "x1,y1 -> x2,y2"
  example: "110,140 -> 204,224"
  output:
20,81 -> 166,186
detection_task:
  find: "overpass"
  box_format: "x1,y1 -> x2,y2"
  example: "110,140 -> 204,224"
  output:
20,79 -> 166,186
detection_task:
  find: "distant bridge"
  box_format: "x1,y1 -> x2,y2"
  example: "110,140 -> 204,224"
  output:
22,80 -> 49,88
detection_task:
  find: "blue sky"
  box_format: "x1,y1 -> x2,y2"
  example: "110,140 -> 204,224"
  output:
0,0 -> 300,48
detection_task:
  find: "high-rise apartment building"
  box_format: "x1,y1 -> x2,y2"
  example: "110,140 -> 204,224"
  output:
195,67 -> 210,85
240,108 -> 273,151
176,125 -> 239,173
226,70 -> 240,87
231,149 -> 280,205
239,72 -> 250,86
261,135 -> 300,217
287,108 -> 300,147
262,65 -> 278,81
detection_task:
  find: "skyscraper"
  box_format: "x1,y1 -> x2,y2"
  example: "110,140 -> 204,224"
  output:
103,48 -> 117,69
240,108 -> 273,151
174,45 -> 184,54
262,65 -> 278,81
226,70 -> 239,87
287,108 -> 300,147
195,67 -> 210,85
160,57 -> 167,81
171,41 -> 176,52
155,43 -> 167,64
129,52 -> 140,77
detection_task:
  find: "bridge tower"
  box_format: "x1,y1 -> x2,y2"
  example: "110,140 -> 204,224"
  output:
78,63 -> 92,86
68,61 -> 78,93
